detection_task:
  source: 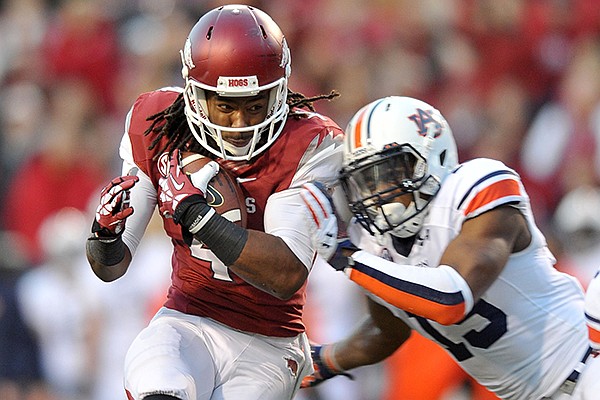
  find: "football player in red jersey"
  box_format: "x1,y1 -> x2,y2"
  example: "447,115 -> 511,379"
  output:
85,5 -> 343,400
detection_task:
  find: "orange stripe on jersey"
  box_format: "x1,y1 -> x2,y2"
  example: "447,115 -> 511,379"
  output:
588,325 -> 600,346
349,268 -> 466,325
464,179 -> 520,216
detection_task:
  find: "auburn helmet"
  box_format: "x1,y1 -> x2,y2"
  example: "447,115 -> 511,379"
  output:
180,4 -> 291,160
342,96 -> 458,237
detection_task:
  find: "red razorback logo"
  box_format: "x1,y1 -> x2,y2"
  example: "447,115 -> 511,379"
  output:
285,357 -> 298,377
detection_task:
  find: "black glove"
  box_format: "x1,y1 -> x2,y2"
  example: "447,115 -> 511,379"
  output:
327,239 -> 360,271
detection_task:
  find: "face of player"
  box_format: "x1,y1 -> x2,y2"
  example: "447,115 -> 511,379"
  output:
350,149 -> 423,209
205,91 -> 270,148
343,147 -> 436,236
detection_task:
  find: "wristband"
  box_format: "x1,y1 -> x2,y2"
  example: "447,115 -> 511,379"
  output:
86,235 -> 127,266
176,197 -> 248,266
322,343 -> 345,373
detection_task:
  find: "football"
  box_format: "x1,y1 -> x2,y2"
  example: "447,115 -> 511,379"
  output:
180,151 -> 247,228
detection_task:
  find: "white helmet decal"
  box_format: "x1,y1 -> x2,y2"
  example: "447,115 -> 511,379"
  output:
181,37 -> 195,78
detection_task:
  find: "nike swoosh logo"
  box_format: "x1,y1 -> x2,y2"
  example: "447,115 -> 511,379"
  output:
170,175 -> 185,191
237,177 -> 257,183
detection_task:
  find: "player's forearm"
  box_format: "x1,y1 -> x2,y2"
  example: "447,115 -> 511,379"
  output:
332,298 -> 411,370
333,316 -> 407,370
229,230 -> 308,300
184,204 -> 308,299
86,237 -> 132,282
347,251 -> 474,325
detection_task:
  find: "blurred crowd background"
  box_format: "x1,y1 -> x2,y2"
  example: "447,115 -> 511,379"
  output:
1,1 -> 600,399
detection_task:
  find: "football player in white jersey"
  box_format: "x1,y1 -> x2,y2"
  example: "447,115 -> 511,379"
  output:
300,96 -> 600,399
585,270 -> 600,350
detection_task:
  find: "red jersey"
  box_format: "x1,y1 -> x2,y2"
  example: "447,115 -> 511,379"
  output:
121,88 -> 344,337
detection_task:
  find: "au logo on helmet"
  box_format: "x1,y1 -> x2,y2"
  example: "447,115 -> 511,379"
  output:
408,108 -> 442,138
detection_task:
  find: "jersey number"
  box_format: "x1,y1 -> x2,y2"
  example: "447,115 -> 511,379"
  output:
409,299 -> 507,361
190,241 -> 232,281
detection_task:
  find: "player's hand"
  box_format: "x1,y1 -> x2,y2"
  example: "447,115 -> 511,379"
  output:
92,175 -> 139,238
300,343 -> 353,388
158,149 -> 219,219
301,181 -> 338,260
327,239 -> 361,271
158,149 -> 220,246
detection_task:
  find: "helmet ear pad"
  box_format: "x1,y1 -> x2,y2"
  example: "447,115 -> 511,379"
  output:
180,4 -> 291,160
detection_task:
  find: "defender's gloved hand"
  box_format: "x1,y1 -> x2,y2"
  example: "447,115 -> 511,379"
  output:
301,343 -> 354,388
327,239 -> 361,271
92,175 -> 139,239
301,181 -> 338,261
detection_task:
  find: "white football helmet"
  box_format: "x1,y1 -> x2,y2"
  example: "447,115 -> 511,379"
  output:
342,96 -> 458,238
181,4 -> 291,161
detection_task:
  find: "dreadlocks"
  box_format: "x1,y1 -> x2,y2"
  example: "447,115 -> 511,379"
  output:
144,89 -> 340,158
145,92 -> 191,157
287,89 -> 339,113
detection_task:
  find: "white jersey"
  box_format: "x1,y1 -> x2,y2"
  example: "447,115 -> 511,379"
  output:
585,269 -> 600,349
348,158 -> 589,400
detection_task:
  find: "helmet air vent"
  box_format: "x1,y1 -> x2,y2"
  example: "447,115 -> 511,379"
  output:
259,25 -> 267,39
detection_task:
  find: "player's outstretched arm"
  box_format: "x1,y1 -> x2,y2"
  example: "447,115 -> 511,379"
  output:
301,298 -> 411,388
439,205 -> 530,301
326,205 -> 529,325
86,175 -> 138,281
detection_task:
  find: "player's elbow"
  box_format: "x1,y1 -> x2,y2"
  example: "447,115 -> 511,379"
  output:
90,263 -> 128,282
87,253 -> 130,282
271,267 -> 308,300
428,307 -> 466,325
265,286 -> 297,301
412,297 -> 469,326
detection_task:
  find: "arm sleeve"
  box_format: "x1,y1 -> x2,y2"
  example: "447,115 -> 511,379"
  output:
264,188 -> 314,271
347,250 -> 474,325
117,124 -> 157,256
288,134 -> 343,188
585,270 -> 600,350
